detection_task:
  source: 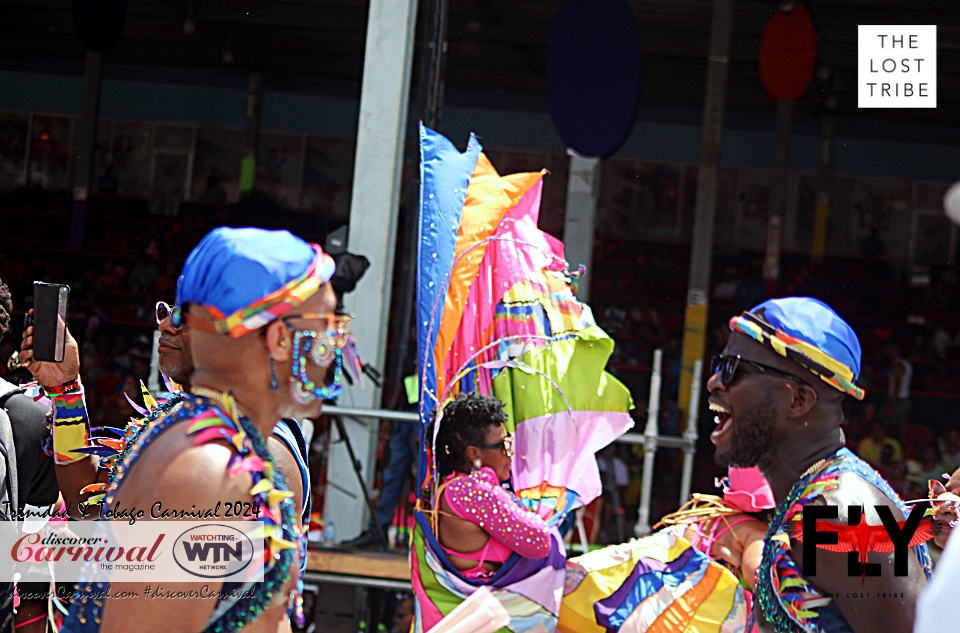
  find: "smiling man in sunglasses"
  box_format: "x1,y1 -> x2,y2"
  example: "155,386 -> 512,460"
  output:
58,227 -> 350,633
709,297 -> 931,633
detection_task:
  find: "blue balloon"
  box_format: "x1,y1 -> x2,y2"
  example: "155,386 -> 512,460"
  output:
547,0 -> 642,158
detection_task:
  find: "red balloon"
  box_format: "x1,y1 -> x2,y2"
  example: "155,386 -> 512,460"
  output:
758,4 -> 817,102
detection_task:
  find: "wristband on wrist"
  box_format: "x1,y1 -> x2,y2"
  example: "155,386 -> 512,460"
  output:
43,377 -> 82,396
51,385 -> 91,465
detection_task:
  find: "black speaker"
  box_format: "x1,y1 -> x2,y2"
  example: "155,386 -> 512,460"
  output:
72,0 -> 128,52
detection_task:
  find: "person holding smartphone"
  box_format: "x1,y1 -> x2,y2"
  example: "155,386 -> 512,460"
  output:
0,277 -> 63,633
19,290 -> 326,633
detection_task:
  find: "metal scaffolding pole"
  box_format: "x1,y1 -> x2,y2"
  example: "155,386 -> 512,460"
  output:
325,0 -> 418,542
679,359 -> 702,506
563,154 -> 601,301
811,111 -> 837,260
763,99 -> 794,290
677,0 -> 734,422
238,71 -> 264,197
635,349 -> 663,537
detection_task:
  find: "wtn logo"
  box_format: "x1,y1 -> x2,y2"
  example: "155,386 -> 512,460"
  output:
181,541 -> 245,564
794,504 -> 935,582
173,525 -> 256,579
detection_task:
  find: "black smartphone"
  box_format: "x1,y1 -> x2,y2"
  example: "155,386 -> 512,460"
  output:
32,282 -> 70,363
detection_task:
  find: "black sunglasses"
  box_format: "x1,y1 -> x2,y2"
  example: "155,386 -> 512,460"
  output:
710,355 -> 809,387
476,434 -> 514,458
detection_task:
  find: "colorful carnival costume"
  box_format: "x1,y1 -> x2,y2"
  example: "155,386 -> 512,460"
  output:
754,447 -> 932,633
62,393 -> 300,633
35,368 -> 322,630
558,467 -> 774,633
412,125 -> 634,632
434,467 -> 551,580
725,297 -> 933,633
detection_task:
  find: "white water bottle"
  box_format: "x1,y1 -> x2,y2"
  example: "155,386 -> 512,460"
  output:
323,520 -> 337,544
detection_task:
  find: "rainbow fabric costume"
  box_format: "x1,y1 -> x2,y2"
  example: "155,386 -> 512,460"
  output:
412,125 -> 634,632
559,524 -> 752,633
557,469 -> 776,633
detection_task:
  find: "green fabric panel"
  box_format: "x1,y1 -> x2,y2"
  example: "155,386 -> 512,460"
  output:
493,325 -> 633,430
413,524 -> 461,620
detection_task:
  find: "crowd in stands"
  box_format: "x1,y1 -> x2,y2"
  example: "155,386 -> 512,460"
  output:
0,232 -> 177,427
4,189 -> 960,547
0,188 -> 331,423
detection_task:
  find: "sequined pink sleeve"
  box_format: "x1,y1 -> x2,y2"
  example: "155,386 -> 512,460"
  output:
444,467 -> 551,558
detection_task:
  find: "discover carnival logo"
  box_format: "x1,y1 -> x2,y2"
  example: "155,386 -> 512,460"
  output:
0,520 -> 265,583
173,524 -> 256,579
12,531 -> 164,565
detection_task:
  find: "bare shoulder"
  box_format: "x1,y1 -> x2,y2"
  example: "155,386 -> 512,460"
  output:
826,471 -> 906,521
111,418 -> 253,513
730,514 -> 768,542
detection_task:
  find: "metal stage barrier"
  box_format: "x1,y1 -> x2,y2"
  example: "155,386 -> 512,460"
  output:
304,571 -> 410,591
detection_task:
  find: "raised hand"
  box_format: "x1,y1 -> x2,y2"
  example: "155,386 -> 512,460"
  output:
930,478 -> 960,549
19,309 -> 81,390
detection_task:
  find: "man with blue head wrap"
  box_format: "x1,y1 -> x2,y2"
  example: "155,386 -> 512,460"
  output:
62,227 -> 350,633
707,297 -> 931,633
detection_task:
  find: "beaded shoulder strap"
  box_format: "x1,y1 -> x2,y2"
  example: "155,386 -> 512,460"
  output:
70,395 -> 301,633
178,395 -> 302,632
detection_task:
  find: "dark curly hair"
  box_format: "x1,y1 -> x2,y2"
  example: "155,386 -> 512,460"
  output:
0,277 -> 12,343
434,392 -> 508,480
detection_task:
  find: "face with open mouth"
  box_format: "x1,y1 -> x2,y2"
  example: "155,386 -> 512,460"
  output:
709,390 -> 779,469
708,334 -> 794,470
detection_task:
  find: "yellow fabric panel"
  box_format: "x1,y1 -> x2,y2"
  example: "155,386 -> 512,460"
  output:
681,563 -> 737,633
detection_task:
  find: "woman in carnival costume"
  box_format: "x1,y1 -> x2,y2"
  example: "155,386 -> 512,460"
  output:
427,392 -> 551,580
559,466 -> 774,633
412,125 -> 634,632
39,227 -> 351,633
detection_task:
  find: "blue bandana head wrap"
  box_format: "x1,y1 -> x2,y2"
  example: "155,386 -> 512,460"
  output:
730,296 -> 864,400
176,227 -> 336,337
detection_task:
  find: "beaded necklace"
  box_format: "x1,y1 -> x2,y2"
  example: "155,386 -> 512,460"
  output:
66,393 -> 299,632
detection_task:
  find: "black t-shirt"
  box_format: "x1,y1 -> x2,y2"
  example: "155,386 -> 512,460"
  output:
3,392 -> 60,508
0,390 -> 60,632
